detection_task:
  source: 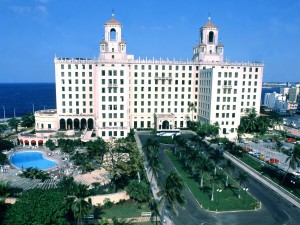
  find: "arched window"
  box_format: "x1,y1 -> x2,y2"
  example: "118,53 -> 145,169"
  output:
110,28 -> 116,41
208,31 -> 214,43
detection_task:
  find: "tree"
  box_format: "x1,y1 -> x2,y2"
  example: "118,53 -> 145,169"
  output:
86,137 -> 108,161
209,150 -> 224,175
235,171 -> 248,198
0,152 -> 8,166
223,159 -> 235,187
57,176 -> 89,198
188,102 -> 196,122
283,144 -> 300,183
126,180 -> 149,202
149,198 -> 160,225
5,189 -> 69,225
57,139 -> 76,154
142,138 -> 160,157
0,124 -> 8,139
185,146 -> 202,174
21,112 -> 35,128
0,139 -> 14,151
158,172 -> 185,213
45,139 -> 56,150
197,123 -> 219,140
148,154 -> 163,182
19,167 -> 50,181
195,156 -> 213,188
71,197 -> 92,225
7,118 -> 20,132
210,171 -> 226,201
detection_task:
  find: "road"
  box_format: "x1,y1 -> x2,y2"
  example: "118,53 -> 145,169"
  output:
138,132 -> 300,225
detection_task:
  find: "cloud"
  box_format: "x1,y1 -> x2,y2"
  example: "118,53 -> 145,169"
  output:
9,5 -> 48,15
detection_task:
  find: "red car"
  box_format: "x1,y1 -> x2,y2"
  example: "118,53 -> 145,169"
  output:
286,138 -> 297,143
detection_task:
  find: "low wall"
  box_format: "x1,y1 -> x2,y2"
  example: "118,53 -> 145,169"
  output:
86,191 -> 130,206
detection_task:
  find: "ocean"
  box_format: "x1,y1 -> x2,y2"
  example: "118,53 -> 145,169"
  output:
0,83 -> 280,120
0,83 -> 56,119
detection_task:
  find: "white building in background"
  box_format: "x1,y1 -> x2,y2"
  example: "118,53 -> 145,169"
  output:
35,15 -> 264,140
264,92 -> 286,109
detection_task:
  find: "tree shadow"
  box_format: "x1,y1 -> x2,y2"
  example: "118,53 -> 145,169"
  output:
200,185 -> 211,198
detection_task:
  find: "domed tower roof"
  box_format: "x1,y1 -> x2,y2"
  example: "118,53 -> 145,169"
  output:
217,43 -> 224,47
120,39 -> 126,44
202,17 -> 217,28
105,12 -> 121,25
105,18 -> 121,25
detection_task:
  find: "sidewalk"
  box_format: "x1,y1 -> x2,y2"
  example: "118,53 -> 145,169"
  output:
224,152 -> 300,208
134,132 -> 173,225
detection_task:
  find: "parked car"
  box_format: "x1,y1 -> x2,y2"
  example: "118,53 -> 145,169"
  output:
252,139 -> 260,143
286,138 -> 297,143
263,138 -> 271,143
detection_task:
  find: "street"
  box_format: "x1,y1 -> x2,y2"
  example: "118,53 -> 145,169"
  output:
138,132 -> 300,225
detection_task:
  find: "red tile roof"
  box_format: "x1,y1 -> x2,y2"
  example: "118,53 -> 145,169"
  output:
105,18 -> 121,25
203,21 -> 217,28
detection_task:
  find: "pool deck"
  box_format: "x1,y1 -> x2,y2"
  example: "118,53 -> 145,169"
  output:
1,146 -> 111,190
1,146 -> 77,189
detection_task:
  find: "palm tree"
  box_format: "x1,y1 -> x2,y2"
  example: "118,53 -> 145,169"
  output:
158,172 -> 185,213
71,197 -> 92,225
142,139 -> 160,157
210,171 -> 226,201
188,102 -> 196,122
174,135 -> 187,150
186,146 -> 201,174
148,154 -> 163,182
149,198 -> 160,225
195,156 -> 213,188
209,150 -> 224,175
245,108 -> 258,132
235,171 -> 248,198
283,144 -> 300,183
223,159 -> 235,187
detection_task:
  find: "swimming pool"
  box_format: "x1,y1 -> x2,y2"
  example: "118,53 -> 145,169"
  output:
10,151 -> 57,170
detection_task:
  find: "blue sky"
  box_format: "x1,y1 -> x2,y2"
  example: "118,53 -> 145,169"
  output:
1,0 -> 300,83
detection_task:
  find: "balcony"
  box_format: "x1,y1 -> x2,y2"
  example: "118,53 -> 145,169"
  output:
108,83 -> 118,87
154,76 -> 172,80
222,85 -> 232,89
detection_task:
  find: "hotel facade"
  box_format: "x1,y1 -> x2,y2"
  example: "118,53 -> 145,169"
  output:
35,15 -> 264,140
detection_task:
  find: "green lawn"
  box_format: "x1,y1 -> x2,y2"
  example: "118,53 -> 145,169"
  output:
238,155 -> 300,199
102,199 -> 151,218
166,150 -> 259,211
239,155 -> 264,172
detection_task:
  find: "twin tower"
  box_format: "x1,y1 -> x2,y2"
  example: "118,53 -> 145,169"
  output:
99,14 -> 224,63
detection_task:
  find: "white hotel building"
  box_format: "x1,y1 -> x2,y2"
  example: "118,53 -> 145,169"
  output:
35,15 -> 264,140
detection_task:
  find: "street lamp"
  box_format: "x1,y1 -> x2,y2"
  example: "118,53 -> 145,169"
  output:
31,103 -> 35,115
291,180 -> 296,192
216,189 -> 222,210
1,105 -> 5,122
243,187 -> 249,204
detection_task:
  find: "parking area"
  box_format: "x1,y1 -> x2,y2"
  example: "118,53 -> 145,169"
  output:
237,139 -> 299,173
